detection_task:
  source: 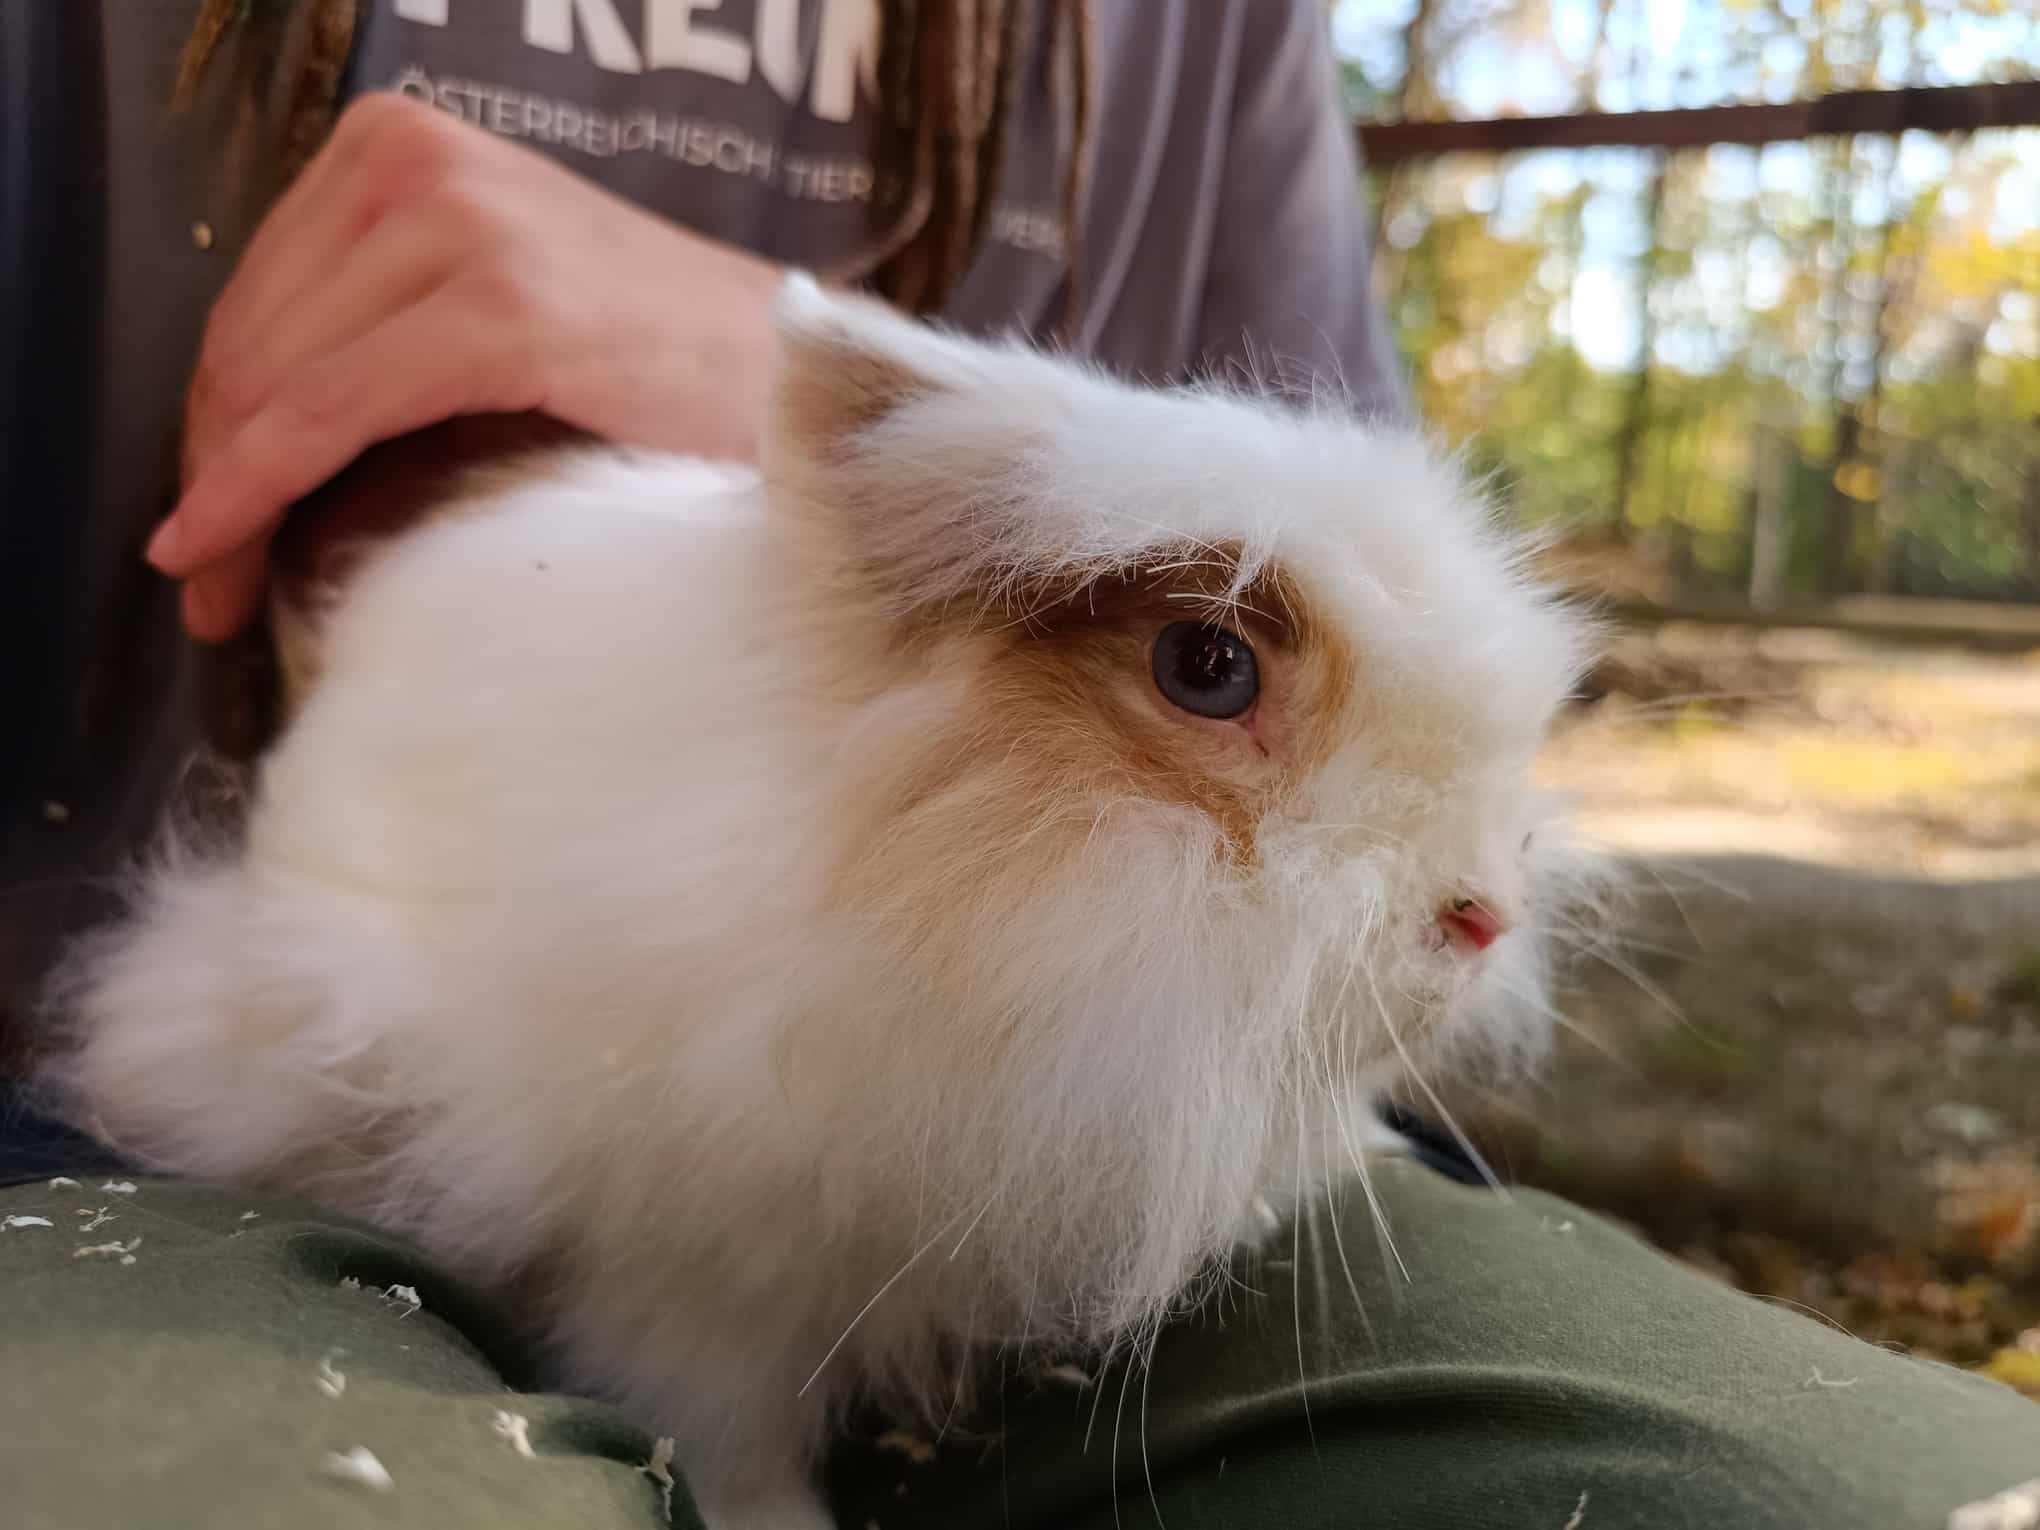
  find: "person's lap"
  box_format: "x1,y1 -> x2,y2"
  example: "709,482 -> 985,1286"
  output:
834,1153 -> 2040,1528
3,1093 -> 2035,1530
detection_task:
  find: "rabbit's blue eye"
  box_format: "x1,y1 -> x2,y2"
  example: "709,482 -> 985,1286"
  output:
1152,622 -> 1258,720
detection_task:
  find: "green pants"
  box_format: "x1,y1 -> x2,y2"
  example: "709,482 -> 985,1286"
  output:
4,1157 -> 2035,1530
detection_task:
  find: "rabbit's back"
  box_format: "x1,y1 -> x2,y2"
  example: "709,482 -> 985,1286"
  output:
57,451 -> 847,1241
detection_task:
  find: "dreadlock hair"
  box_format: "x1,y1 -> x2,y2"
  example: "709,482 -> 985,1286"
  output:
854,0 -> 1092,330
176,0 -> 1093,332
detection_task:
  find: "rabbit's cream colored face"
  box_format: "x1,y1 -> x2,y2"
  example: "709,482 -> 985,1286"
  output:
771,275 -> 1592,1082
913,545 -> 1558,959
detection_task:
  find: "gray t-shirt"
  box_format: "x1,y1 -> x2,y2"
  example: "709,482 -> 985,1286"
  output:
2,1 -> 1402,1026
341,0 -> 1403,390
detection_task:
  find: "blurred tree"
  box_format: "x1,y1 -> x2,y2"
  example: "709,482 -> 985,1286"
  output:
1339,0 -> 2040,605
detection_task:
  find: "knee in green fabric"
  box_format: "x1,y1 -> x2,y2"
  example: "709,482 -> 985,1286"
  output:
829,1157 -> 2040,1530
0,1177 -> 687,1530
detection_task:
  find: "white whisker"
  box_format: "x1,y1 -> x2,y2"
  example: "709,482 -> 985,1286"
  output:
1365,964 -> 1510,1201
1290,1122 -> 1320,1458
799,1204 -> 979,1398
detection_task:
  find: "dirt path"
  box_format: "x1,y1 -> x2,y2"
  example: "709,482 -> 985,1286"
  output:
1447,624 -> 2040,1396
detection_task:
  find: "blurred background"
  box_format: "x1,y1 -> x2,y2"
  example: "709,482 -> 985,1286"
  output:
1336,0 -> 2040,1396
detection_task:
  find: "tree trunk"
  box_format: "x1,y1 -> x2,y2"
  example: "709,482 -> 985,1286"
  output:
1610,152 -> 1668,534
1748,432 -> 1795,606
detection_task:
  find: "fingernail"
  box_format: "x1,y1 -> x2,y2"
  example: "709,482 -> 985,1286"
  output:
146,516 -> 185,569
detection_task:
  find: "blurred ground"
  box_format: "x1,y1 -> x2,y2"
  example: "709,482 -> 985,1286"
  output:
1443,621 -> 2040,1397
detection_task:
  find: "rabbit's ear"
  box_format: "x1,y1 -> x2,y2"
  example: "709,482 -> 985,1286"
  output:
765,273 -> 966,460
760,273 -> 1074,618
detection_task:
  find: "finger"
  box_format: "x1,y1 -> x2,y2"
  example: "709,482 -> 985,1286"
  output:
150,287 -> 540,578
189,132 -> 353,407
202,93 -> 428,347
189,108 -> 473,474
187,210 -> 465,478
180,537 -> 273,644
184,129 -> 376,486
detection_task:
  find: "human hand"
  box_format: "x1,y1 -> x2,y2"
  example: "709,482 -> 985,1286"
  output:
151,90 -> 784,641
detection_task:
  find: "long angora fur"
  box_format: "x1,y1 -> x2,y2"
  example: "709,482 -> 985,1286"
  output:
48,277 -> 1599,1529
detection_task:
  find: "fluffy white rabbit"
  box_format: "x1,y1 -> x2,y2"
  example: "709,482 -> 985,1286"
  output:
52,276 -> 1598,1528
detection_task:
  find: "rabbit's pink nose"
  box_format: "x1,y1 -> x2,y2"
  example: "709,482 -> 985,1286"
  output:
1437,897 -> 1506,953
